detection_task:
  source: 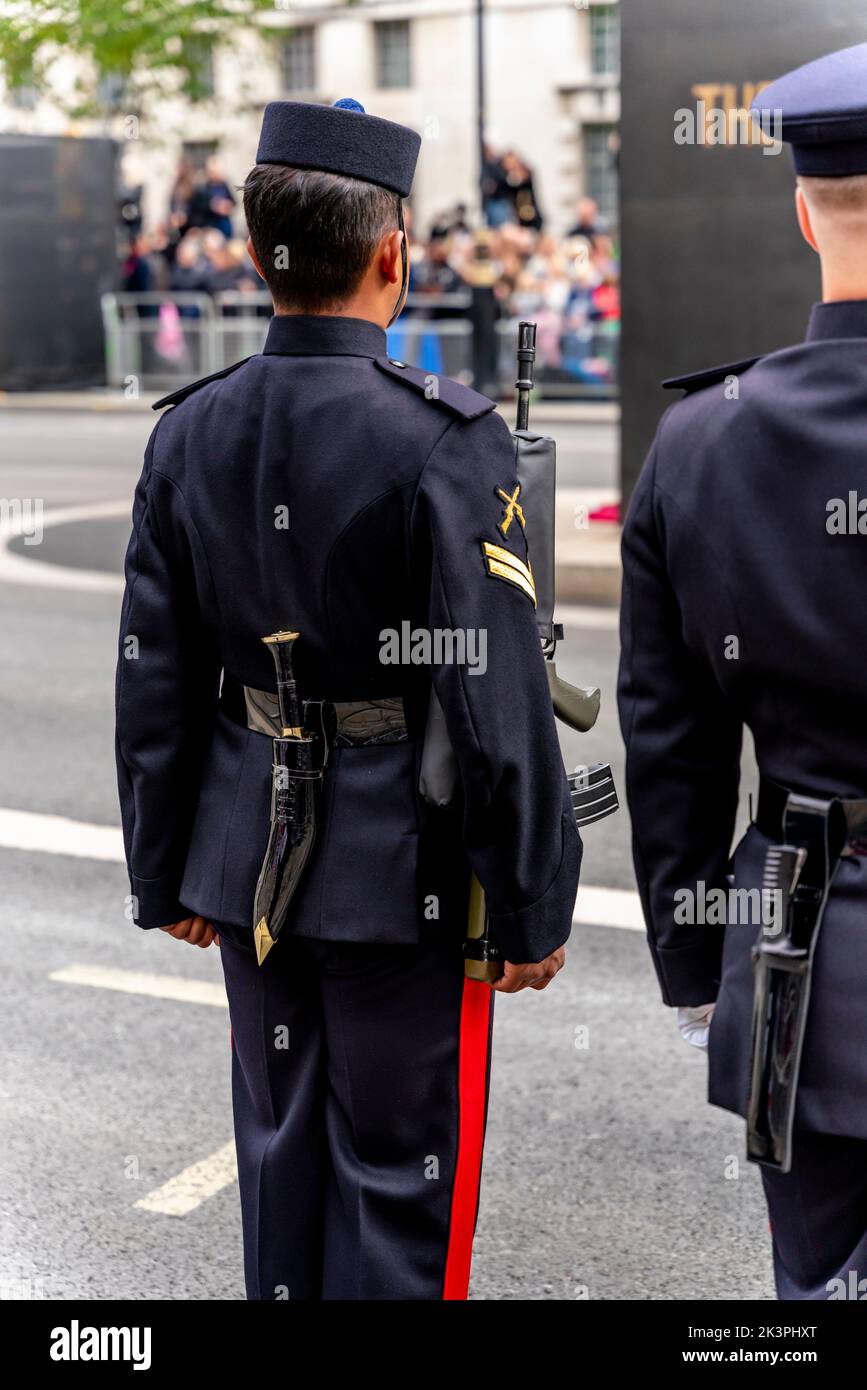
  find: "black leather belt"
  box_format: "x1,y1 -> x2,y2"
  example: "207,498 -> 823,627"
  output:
220,676 -> 408,748
756,775 -> 867,857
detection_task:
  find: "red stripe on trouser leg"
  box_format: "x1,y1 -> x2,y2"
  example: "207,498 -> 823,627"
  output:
443,978 -> 493,1300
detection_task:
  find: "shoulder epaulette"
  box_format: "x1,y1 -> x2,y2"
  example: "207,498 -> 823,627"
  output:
152,357 -> 253,410
662,355 -> 762,394
373,356 -> 496,421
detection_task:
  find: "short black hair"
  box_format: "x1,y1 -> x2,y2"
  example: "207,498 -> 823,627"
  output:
243,164 -> 399,311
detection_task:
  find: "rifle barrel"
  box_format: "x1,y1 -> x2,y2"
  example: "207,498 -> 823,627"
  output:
515,321 -> 536,431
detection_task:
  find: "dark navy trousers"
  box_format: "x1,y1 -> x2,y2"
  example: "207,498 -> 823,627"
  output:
217,925 -> 494,1300
761,1131 -> 867,1300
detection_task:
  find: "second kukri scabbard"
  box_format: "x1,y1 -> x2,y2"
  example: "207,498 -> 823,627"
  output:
746,792 -> 846,1171
252,630 -> 326,966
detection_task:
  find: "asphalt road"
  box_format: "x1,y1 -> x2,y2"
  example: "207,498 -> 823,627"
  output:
0,409 -> 773,1301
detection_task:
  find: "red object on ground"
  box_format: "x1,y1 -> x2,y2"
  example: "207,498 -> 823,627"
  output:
588,501 -> 621,524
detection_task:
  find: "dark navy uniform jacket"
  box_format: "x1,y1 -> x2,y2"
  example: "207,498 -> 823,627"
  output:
619,299 -> 867,1140
116,315 -> 581,964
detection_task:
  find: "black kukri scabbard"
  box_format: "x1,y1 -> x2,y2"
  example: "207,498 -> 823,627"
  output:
746,793 -> 846,1171
252,630 -> 331,966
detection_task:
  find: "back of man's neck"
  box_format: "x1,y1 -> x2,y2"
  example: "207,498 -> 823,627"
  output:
274,303 -> 386,327
821,269 -> 867,303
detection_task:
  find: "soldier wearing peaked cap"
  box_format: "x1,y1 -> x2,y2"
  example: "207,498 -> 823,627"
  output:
115,97 -> 582,1300
619,42 -> 867,1301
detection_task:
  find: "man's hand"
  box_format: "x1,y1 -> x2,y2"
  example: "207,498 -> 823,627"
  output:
491,947 -> 566,994
160,916 -> 217,949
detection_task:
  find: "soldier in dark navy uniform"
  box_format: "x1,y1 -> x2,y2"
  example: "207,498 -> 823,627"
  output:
619,44 -> 867,1301
115,98 -> 581,1300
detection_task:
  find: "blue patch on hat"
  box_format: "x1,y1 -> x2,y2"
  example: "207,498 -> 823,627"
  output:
333,98 -> 366,114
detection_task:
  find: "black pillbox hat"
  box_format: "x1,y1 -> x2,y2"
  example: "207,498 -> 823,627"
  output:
255,97 -> 421,198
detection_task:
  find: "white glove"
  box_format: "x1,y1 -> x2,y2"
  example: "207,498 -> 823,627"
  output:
676,1003 -> 716,1051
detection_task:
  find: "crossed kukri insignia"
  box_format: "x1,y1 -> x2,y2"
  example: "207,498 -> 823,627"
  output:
480,482 -> 536,608
496,484 -> 526,537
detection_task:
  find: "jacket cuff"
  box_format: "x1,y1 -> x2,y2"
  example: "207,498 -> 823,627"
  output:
651,938 -> 723,1007
488,816 -> 583,963
129,872 -> 188,931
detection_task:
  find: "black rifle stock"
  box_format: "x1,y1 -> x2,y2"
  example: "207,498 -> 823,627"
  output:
462,324 -> 619,982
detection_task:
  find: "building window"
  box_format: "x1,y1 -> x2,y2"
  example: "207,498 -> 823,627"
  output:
183,37 -> 215,102
374,20 -> 411,89
281,27 -> 316,93
9,81 -> 38,110
182,140 -> 218,171
589,4 -> 619,77
583,124 -> 618,222
96,70 -> 127,112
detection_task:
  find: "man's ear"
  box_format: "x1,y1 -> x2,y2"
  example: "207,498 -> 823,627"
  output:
795,186 -> 820,254
378,227 -> 405,286
246,236 -> 266,279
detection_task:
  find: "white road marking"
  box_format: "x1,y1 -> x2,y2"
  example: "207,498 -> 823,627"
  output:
0,495 -> 622,611
2,804 -> 641,934
47,892 -> 641,1024
47,887 -> 642,1015
574,885 -> 644,933
0,498 -> 128,592
8,502 -> 633,1232
61,890 -> 642,1224
0,806 -> 125,861
134,1141 -> 238,1217
49,963 -> 227,1009
47,885 -> 642,1225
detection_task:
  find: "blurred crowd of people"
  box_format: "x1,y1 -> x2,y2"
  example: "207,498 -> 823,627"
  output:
118,147 -> 620,389
121,156 -> 263,301
408,180 -> 620,387
481,144 -> 545,230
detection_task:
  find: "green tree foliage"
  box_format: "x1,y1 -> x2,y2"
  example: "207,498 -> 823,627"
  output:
0,0 -> 278,114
